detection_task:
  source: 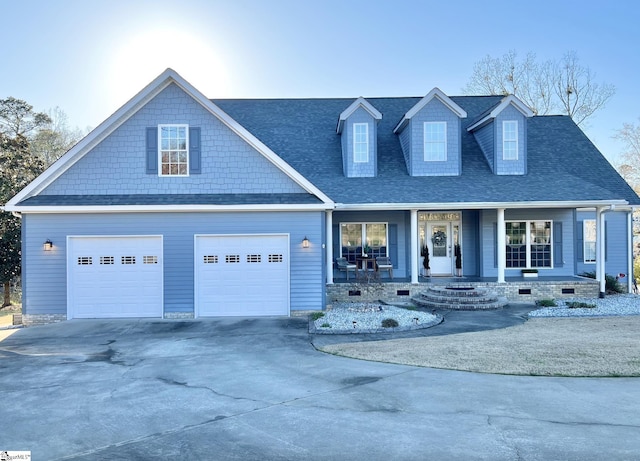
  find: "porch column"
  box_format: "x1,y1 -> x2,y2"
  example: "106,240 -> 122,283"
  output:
596,206 -> 605,298
326,210 -> 333,285
497,208 -> 506,283
411,209 -> 419,284
628,210 -> 634,293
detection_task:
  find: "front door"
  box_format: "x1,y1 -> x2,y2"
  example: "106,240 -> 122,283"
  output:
428,223 -> 452,275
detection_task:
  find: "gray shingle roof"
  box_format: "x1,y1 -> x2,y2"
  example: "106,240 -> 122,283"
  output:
214,96 -> 640,206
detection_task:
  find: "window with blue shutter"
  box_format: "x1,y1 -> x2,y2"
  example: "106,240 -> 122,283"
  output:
146,125 -> 201,175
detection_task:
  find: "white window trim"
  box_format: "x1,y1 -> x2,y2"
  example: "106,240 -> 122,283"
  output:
505,220 -> 553,269
583,219 -> 596,264
424,121 -> 447,162
353,123 -> 369,163
502,120 -> 518,161
158,124 -> 189,177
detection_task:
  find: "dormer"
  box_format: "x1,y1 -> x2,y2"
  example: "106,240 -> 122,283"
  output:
467,94 -> 534,175
337,97 -> 382,178
393,88 -> 467,177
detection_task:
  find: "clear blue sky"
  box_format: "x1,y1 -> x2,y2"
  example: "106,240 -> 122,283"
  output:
1,0 -> 638,164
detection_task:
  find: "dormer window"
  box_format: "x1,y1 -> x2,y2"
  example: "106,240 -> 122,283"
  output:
502,120 -> 518,160
159,124 -> 189,176
424,122 -> 447,162
353,123 -> 369,163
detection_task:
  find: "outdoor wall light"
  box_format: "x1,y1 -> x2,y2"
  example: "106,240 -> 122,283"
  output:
302,236 -> 310,248
43,239 -> 53,251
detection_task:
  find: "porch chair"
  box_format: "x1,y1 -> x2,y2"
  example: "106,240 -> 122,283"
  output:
336,257 -> 357,280
375,256 -> 393,279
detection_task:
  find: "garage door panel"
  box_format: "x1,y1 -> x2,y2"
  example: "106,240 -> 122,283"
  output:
68,236 -> 163,319
196,235 -> 289,317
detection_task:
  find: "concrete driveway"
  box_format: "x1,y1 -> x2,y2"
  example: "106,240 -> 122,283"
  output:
0,317 -> 639,460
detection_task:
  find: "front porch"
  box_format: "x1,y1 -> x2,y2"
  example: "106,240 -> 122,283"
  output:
325,275 -> 600,305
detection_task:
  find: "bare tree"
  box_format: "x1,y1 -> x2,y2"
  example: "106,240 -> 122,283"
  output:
30,107 -> 85,165
615,119 -> 640,191
464,50 -> 614,126
555,52 -> 616,126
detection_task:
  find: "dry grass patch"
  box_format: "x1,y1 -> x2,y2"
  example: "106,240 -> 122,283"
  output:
320,316 -> 640,377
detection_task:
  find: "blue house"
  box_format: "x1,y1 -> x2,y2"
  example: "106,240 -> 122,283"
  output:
4,69 -> 639,324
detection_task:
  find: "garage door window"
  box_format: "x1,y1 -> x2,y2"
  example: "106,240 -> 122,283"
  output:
100,256 -> 114,265
269,254 -> 283,263
226,255 -> 240,263
143,256 -> 158,264
78,256 -> 92,265
121,256 -> 136,265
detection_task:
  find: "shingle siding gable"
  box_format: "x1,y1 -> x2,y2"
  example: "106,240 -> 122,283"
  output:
340,106 -> 377,178
40,83 -> 305,196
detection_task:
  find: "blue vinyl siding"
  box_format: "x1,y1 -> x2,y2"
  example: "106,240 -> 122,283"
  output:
407,98 -> 462,176
341,107 -> 377,178
41,83 -> 304,195
21,211 -> 324,316
495,106 -> 526,175
461,210 -> 480,276
480,209 -> 574,277
576,210 -> 630,278
473,123 -> 494,171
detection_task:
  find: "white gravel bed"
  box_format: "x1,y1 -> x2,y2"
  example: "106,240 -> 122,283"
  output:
311,302 -> 440,334
528,293 -> 640,318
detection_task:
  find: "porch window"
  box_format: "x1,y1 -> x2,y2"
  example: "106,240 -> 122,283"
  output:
583,219 -> 596,263
340,222 -> 388,262
506,220 -> 552,268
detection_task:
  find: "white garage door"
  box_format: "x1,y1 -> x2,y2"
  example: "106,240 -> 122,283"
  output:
68,236 -> 163,318
195,234 -> 289,317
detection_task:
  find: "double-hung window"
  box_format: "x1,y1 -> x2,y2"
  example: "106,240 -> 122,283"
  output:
502,120 -> 518,160
424,122 -> 446,161
159,124 -> 189,176
583,219 -> 596,263
353,123 -> 369,163
505,220 -> 552,268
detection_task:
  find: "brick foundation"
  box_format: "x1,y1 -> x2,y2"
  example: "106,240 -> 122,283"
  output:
164,312 -> 195,319
21,314 -> 67,326
326,279 -> 599,305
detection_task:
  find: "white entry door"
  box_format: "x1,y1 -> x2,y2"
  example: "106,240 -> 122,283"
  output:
67,236 -> 163,318
428,223 -> 452,275
195,234 -> 290,317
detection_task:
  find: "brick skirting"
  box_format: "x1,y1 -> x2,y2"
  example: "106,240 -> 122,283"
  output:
164,312 -> 195,319
21,314 -> 67,326
326,279 -> 600,305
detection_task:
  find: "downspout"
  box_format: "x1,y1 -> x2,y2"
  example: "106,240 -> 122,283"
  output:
596,206 -> 606,298
629,209 -> 635,294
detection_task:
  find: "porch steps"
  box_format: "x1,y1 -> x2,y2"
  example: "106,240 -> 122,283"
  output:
412,286 -> 508,310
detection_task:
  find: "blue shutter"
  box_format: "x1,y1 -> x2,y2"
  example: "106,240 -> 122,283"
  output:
553,222 -> 563,267
332,225 -> 340,262
389,224 -> 398,269
576,221 -> 584,261
189,127 -> 201,174
146,127 -> 158,174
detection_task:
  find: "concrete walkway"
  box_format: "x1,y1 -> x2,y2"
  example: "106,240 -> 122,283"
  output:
0,315 -> 638,460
